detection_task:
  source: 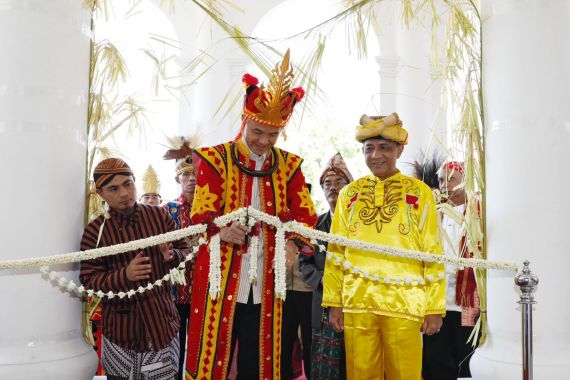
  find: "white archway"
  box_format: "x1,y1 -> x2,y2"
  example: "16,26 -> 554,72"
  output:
250,0 -> 382,212
95,1 -> 182,199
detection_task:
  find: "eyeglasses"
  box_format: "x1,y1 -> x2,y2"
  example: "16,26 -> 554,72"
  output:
322,180 -> 348,190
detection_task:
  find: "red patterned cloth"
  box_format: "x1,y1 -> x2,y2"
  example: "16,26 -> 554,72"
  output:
163,195 -> 195,305
176,195 -> 194,304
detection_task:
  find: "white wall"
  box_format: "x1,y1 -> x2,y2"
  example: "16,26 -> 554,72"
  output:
0,1 -> 98,378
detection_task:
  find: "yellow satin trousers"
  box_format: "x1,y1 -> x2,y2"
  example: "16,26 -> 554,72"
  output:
344,313 -> 423,380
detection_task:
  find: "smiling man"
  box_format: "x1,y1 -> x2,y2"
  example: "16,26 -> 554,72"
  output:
185,50 -> 317,380
80,158 -> 189,380
322,114 -> 446,380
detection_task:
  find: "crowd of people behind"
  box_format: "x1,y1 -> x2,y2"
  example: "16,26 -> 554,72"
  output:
81,50 -> 479,380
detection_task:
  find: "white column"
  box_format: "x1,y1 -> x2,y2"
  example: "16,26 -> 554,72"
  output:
395,22 -> 446,166
0,1 -> 98,379
376,55 -> 400,114
375,0 -> 447,169
470,0 -> 570,378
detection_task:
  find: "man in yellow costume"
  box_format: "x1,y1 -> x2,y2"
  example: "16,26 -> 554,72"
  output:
185,50 -> 317,380
322,113 -> 446,380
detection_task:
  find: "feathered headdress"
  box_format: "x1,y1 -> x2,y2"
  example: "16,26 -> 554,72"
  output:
163,136 -> 200,177
236,49 -> 305,140
410,150 -> 444,190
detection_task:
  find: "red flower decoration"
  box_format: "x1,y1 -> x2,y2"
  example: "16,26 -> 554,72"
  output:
203,212 -> 220,236
291,87 -> 305,102
206,223 -> 220,236
279,211 -> 294,222
250,223 -> 261,237
347,193 -> 359,208
242,73 -> 259,87
405,194 -> 419,209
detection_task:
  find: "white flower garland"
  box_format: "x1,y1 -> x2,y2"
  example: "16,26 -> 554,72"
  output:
325,252 -> 445,286
208,233 -> 222,300
0,206 -> 520,302
247,207 -> 518,273
274,227 -> 287,300
0,224 -> 206,270
39,240 -> 204,299
246,217 -> 259,285
0,206 -> 517,273
247,235 -> 259,285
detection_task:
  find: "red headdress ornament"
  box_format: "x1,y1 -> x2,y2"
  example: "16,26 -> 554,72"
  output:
235,49 -> 304,140
441,161 -> 464,174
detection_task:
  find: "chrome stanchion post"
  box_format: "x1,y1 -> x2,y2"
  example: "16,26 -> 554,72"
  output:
514,260 -> 539,380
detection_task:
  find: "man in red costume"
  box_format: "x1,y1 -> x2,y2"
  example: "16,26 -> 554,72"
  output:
185,50 -> 317,380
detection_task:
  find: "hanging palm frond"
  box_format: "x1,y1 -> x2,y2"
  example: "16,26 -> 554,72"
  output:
90,40 -> 128,91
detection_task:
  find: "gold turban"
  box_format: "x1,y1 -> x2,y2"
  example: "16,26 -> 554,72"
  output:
355,113 -> 408,145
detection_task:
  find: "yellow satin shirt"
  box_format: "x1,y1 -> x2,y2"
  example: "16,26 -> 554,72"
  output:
322,172 -> 445,321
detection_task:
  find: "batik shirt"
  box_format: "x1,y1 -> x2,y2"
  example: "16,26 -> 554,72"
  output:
80,204 -> 188,352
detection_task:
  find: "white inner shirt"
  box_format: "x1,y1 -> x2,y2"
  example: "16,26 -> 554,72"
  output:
236,137 -> 267,304
442,203 -> 465,312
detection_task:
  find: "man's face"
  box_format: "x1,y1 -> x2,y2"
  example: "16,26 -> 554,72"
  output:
363,138 -> 404,179
438,168 -> 465,203
321,174 -> 348,211
176,170 -> 196,199
140,193 -> 161,206
244,119 -> 281,156
96,175 -> 137,212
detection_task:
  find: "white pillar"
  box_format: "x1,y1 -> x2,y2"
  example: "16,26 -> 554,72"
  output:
470,0 -> 570,378
375,0 -> 447,169
376,55 -> 400,115
395,22 -> 446,166
0,1 -> 98,379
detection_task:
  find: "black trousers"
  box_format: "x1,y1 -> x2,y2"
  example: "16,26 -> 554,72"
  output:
281,290 -> 313,380
230,290 -> 262,380
422,311 -> 478,380
176,303 -> 190,380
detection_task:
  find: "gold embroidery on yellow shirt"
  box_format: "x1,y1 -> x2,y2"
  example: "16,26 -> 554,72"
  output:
348,221 -> 361,234
358,177 -> 403,233
402,178 -> 424,248
193,184 -> 219,214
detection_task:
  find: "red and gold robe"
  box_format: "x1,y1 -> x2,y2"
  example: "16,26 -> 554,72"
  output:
185,139 -> 317,380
